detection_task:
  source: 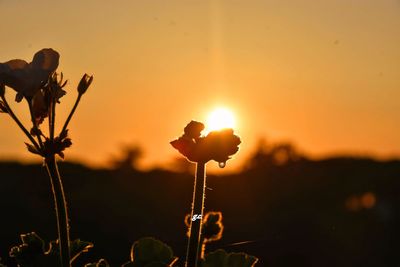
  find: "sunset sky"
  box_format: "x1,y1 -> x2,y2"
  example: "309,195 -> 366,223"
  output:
0,0 -> 399,170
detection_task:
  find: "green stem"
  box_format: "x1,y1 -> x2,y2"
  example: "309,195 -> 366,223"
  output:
60,94 -> 81,136
0,95 -> 41,151
45,155 -> 71,267
185,162 -> 207,267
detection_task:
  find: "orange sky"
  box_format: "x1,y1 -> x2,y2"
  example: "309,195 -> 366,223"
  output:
1,0 -> 399,170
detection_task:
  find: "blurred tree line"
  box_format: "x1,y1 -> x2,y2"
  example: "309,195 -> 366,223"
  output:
0,141 -> 399,267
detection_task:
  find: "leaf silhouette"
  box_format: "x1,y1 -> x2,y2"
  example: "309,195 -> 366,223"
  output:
202,249 -> 258,267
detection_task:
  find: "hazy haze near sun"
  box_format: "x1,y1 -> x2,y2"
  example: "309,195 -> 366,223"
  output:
0,0 -> 399,169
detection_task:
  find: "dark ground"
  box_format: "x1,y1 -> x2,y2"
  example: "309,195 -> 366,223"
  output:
0,149 -> 399,266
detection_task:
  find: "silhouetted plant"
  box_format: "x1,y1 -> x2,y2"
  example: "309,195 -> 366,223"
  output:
1,51 -> 258,267
121,237 -> 178,267
0,48 -> 93,266
184,211 -> 259,267
202,250 -> 258,267
185,212 -> 223,258
9,232 -> 93,267
170,121 -> 240,165
170,121 -> 241,267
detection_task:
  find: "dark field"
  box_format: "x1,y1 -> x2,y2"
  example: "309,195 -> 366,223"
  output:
1,151 -> 399,267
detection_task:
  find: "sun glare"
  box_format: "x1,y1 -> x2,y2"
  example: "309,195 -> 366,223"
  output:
206,107 -> 236,132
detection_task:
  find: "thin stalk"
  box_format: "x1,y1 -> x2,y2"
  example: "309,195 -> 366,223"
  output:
45,155 -> 70,267
60,94 -> 81,136
0,95 -> 41,151
185,162 -> 207,267
27,99 -> 44,148
50,99 -> 56,141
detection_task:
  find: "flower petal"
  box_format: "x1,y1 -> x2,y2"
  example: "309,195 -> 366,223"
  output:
2,59 -> 29,70
26,49 -> 60,98
0,60 -> 29,94
184,120 -> 205,139
31,90 -> 49,125
170,137 -> 197,162
31,48 -> 60,72
199,129 -> 241,162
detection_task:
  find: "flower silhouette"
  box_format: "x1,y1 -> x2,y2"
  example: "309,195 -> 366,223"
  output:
1,49 -> 93,267
0,48 -> 59,102
170,120 -> 241,164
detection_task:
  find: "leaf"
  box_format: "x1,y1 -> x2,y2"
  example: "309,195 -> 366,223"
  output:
20,232 -> 45,253
44,240 -> 57,255
9,232 -> 95,267
227,252 -> 258,267
122,261 -> 176,267
202,249 -> 226,267
129,237 -> 175,266
84,259 -> 110,267
70,239 -> 94,263
202,249 -> 259,267
9,232 -> 58,267
144,262 -> 171,267
121,262 -> 135,267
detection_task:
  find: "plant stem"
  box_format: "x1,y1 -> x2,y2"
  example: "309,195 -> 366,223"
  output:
45,155 -> 71,267
27,99 -> 44,148
61,94 -> 81,136
185,162 -> 207,267
50,99 -> 56,141
0,95 -> 41,151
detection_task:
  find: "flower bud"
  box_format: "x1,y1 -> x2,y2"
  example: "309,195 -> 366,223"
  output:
77,73 -> 93,95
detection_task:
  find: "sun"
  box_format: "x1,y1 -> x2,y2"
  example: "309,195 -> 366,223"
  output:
206,107 -> 236,132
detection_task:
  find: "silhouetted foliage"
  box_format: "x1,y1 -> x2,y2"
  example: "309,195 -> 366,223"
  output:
185,212 -> 224,259
202,249 -> 258,267
1,49 -> 93,266
1,148 -> 400,266
246,138 -> 304,170
171,121 -> 244,266
9,232 -> 92,267
110,144 -> 143,171
122,237 -> 177,267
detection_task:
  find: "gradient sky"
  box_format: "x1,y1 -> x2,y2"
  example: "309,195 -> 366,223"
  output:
0,0 -> 399,170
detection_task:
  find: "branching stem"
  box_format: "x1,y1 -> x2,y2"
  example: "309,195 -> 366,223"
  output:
45,155 -> 71,267
0,95 -> 41,151
60,94 -> 81,136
